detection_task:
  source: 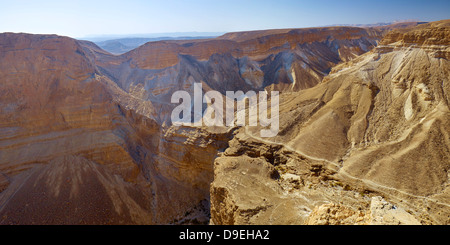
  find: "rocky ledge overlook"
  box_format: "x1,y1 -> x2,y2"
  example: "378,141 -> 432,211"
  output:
210,20 -> 450,225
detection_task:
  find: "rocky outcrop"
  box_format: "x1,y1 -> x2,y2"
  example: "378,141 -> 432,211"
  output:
210,20 -> 450,225
304,203 -> 370,225
379,20 -> 450,46
210,131 -> 374,225
304,196 -> 421,225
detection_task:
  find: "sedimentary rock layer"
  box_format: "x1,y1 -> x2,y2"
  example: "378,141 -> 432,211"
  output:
1,21 -> 446,225
210,20 -> 450,225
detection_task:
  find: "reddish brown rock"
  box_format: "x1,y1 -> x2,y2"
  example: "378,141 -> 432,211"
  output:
0,33 -> 229,224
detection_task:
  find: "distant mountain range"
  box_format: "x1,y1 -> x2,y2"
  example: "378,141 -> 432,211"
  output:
93,36 -> 219,54
79,32 -> 225,54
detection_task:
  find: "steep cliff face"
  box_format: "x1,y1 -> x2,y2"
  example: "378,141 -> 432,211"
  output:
210,20 -> 450,225
83,27 -> 386,125
0,33 -> 231,224
0,33 -> 151,224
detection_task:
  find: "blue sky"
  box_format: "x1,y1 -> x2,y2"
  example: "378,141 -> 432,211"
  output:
0,0 -> 449,38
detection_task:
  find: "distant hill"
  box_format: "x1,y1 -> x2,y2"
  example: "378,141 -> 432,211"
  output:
327,21 -> 428,28
94,36 -> 219,54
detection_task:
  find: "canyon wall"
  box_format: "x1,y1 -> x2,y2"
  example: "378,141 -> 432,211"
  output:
0,33 -> 231,224
1,21 -> 447,225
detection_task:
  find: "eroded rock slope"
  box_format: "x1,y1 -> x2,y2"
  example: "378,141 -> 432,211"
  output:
210,20 -> 450,225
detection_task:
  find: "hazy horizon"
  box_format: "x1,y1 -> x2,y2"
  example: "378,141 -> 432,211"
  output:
0,0 -> 449,39
78,32 -> 225,42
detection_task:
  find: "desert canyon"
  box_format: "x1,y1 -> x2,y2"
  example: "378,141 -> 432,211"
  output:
0,20 -> 449,225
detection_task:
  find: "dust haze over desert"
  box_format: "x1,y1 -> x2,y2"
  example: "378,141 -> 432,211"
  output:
0,0 -> 449,226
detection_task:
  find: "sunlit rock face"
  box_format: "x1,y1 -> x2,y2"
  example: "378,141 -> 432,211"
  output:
2,21 -> 444,225
210,20 -> 450,225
